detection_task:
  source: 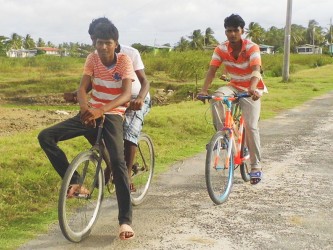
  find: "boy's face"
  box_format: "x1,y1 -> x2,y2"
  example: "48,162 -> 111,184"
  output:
95,38 -> 118,63
225,26 -> 244,44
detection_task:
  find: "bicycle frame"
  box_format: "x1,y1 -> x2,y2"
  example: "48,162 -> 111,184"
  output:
200,93 -> 250,168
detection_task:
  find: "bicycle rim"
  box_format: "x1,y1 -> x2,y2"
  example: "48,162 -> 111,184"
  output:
131,133 -> 155,206
58,151 -> 104,242
205,131 -> 234,205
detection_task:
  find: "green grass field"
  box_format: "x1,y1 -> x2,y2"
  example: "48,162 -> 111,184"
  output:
0,55 -> 333,249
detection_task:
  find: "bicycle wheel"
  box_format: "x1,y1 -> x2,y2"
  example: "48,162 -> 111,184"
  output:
58,150 -> 104,242
240,129 -> 251,182
131,133 -> 155,206
205,131 -> 234,205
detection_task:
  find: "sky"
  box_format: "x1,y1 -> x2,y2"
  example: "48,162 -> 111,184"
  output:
1,0 -> 332,47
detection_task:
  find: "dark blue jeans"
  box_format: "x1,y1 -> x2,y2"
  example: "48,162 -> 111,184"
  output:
38,113 -> 132,225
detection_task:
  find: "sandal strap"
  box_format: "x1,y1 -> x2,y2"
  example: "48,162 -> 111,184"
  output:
249,171 -> 263,178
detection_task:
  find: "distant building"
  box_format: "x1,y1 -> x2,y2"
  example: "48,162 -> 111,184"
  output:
152,45 -> 173,55
36,47 -> 60,56
295,44 -> 322,54
6,47 -> 61,57
259,44 -> 274,54
6,49 -> 37,58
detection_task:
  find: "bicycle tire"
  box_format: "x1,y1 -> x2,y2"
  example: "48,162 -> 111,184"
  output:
205,131 -> 234,205
130,133 -> 155,206
240,129 -> 251,182
58,150 -> 104,242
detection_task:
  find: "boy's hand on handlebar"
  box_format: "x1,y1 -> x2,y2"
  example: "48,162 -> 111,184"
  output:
248,89 -> 261,101
196,91 -> 209,104
80,108 -> 104,128
219,74 -> 229,82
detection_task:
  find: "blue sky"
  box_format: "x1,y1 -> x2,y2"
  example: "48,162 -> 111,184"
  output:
1,0 -> 332,46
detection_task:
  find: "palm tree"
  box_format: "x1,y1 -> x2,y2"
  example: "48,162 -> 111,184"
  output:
47,41 -> 55,47
306,19 -> 319,45
204,27 -> 218,47
265,26 -> 284,50
290,24 -> 307,51
23,34 -> 35,49
36,38 -> 46,47
175,36 -> 190,51
324,22 -> 333,44
188,29 -> 204,50
7,33 -> 23,49
245,22 -> 265,44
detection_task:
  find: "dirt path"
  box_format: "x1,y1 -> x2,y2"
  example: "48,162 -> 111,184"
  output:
16,91 -> 333,250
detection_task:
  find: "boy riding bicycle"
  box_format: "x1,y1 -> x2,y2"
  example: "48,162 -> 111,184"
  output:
38,21 -> 135,239
197,14 -> 268,185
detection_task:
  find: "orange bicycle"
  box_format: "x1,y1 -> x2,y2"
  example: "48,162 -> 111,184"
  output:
198,93 -> 251,204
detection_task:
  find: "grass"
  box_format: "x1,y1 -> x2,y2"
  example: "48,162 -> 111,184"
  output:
0,59 -> 333,249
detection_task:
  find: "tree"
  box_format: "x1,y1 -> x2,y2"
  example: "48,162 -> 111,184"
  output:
188,29 -> 204,50
245,22 -> 265,44
47,41 -> 55,47
324,22 -> 333,44
7,33 -> 23,49
290,24 -> 307,51
36,38 -> 46,47
0,35 -> 9,56
23,34 -> 35,49
174,36 -> 190,51
264,26 -> 284,51
305,19 -> 325,46
204,27 -> 218,46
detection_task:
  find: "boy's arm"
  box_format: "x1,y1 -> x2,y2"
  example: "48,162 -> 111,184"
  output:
248,65 -> 262,101
130,69 -> 150,110
198,65 -> 218,96
77,75 -> 91,114
80,78 -> 132,123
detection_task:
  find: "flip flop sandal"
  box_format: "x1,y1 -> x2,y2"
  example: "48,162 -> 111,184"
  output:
67,184 -> 90,198
249,171 -> 263,185
130,183 -> 136,193
119,224 -> 135,240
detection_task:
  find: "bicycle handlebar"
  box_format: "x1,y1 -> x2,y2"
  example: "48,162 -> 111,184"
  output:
197,92 -> 251,101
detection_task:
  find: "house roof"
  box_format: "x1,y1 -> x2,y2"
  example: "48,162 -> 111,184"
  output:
296,44 -> 321,48
259,44 -> 274,48
36,47 -> 59,51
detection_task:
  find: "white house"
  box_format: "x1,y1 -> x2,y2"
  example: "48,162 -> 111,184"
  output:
6,49 -> 37,58
36,47 -> 60,56
295,44 -> 322,54
259,44 -> 274,54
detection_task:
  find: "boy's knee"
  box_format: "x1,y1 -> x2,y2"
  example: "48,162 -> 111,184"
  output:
38,128 -> 51,146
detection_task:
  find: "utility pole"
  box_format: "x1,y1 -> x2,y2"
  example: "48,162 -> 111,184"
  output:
329,17 -> 333,57
282,0 -> 293,82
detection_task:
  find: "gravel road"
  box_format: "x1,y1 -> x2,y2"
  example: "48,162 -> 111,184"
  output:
18,91 -> 333,250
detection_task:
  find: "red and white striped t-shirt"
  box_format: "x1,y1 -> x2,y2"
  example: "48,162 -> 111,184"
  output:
83,53 -> 135,115
210,39 -> 266,91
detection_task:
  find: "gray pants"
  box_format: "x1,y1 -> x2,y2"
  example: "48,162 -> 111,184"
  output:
211,86 -> 261,169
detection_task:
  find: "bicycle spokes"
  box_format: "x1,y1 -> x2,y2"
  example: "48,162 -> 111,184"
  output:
130,134 -> 155,206
205,131 -> 235,204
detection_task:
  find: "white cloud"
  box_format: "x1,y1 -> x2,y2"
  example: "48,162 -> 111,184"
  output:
0,0 -> 332,46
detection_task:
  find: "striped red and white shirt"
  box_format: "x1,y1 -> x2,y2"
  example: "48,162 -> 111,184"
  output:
83,53 -> 135,116
210,39 -> 267,92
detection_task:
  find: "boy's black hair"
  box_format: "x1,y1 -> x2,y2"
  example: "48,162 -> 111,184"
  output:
88,17 -> 113,36
93,21 -> 119,41
224,14 -> 245,29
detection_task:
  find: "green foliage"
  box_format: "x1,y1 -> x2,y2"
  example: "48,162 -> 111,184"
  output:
142,50 -> 211,81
